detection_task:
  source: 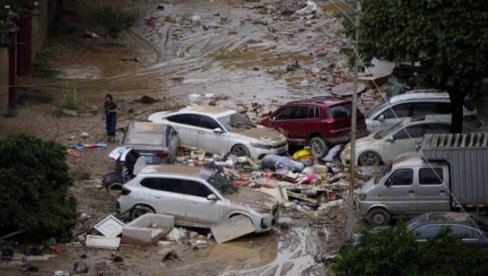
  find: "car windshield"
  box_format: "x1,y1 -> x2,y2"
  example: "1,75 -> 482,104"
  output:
407,213 -> 429,229
366,98 -> 387,117
206,173 -> 238,195
373,121 -> 404,139
218,112 -> 255,132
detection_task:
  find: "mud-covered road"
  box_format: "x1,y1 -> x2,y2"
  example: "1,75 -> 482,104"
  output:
0,1 -> 356,275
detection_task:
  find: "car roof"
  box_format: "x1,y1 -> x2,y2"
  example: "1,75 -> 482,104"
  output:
179,105 -> 234,115
287,96 -> 351,107
392,152 -> 446,167
389,90 -> 449,104
139,164 -> 208,177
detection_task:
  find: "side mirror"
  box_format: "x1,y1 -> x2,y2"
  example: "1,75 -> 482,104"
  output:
386,136 -> 394,142
207,194 -> 217,201
377,114 -> 385,121
213,128 -> 224,134
385,178 -> 392,187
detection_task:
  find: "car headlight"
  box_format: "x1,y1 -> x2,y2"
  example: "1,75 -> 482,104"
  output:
250,143 -> 272,149
358,193 -> 366,200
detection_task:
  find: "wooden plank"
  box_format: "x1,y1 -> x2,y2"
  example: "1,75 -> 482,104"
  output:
287,191 -> 318,204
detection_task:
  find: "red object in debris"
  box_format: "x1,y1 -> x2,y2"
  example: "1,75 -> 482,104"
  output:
233,179 -> 251,187
261,183 -> 273,189
49,246 -> 65,254
328,191 -> 336,200
264,172 -> 275,178
145,17 -> 156,28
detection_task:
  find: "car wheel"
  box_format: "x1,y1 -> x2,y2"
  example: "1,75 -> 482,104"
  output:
358,151 -> 382,166
231,144 -> 250,157
102,172 -> 124,194
129,205 -> 155,221
309,136 -> 329,158
368,208 -> 391,226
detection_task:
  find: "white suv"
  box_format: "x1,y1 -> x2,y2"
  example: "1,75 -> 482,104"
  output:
117,165 -> 279,232
366,90 -> 477,133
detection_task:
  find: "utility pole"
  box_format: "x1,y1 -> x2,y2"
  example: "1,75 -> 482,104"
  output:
346,0 -> 360,238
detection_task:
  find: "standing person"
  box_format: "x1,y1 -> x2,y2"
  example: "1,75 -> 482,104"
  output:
104,93 -> 117,143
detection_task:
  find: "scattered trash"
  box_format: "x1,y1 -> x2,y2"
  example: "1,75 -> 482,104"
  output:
94,215 -> 125,238
167,227 -> 187,241
160,248 -> 179,262
122,214 -> 175,246
211,215 -> 255,243
66,148 -> 81,157
54,270 -> 71,276
190,15 -> 201,26
322,144 -> 342,162
68,143 -> 107,150
73,260 -> 89,274
296,0 -> 317,15
80,132 -> 89,139
292,148 -> 312,160
261,154 -> 305,173
85,235 -> 121,250
191,149 -> 206,161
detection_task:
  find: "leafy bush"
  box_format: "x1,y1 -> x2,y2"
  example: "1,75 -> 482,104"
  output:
0,133 -> 77,240
63,81 -> 78,110
89,8 -> 137,39
320,224 -> 488,276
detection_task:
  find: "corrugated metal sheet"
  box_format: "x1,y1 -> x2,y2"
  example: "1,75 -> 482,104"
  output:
421,133 -> 488,205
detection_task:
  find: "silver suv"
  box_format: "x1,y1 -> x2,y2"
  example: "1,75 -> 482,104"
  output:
117,165 -> 279,232
366,90 -> 477,133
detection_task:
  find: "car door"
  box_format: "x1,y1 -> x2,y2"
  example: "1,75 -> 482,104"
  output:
169,114 -> 200,149
139,177 -> 187,220
196,115 -> 229,154
183,179 -> 225,225
380,168 -> 416,214
370,103 -> 411,132
411,102 -> 451,117
381,124 -> 424,163
415,167 -> 450,212
268,105 -> 315,141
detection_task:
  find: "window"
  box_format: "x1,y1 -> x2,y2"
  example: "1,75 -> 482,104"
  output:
199,116 -> 220,129
386,169 -> 413,186
183,180 -> 213,197
328,103 -> 352,119
393,125 -> 424,139
177,114 -> 200,127
449,225 -> 481,239
140,178 -> 185,194
294,106 -> 309,119
274,107 -> 294,120
419,168 -> 444,185
308,107 -> 319,119
412,102 -> 451,117
416,225 -> 442,239
167,115 -> 180,122
381,104 -> 410,119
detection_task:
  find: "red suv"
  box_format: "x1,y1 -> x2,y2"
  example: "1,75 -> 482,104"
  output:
256,97 -> 369,157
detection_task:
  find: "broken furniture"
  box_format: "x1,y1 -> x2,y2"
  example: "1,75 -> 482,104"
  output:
122,214 -> 175,246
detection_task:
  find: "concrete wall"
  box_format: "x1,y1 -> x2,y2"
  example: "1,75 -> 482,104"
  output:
0,48 -> 9,113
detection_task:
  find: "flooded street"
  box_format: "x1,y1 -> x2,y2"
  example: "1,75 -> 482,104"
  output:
0,0 -> 354,275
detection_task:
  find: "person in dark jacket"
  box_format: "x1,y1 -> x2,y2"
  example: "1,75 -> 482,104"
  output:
104,93 -> 117,143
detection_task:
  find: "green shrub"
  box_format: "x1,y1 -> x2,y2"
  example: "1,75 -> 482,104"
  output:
0,133 -> 77,240
320,224 -> 488,276
63,81 -> 78,110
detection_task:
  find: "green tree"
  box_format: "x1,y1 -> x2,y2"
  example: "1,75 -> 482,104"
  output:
347,0 -> 488,132
320,224 -> 488,276
0,133 -> 77,240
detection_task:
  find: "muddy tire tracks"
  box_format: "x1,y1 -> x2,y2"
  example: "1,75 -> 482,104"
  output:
127,30 -> 163,63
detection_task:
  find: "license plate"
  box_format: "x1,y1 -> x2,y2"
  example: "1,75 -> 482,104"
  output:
143,155 -> 156,164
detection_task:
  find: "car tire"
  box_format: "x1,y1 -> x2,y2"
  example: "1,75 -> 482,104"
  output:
309,136 -> 329,158
367,208 -> 391,226
129,205 -> 155,221
231,144 -> 250,157
358,151 -> 382,166
102,172 -> 124,194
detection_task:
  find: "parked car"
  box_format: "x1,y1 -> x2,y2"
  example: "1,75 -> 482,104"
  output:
103,122 -> 179,189
407,212 -> 488,247
365,90 -> 478,133
256,97 -> 368,158
148,106 -> 288,159
359,133 -> 488,226
117,165 -> 280,232
341,115 -> 466,166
